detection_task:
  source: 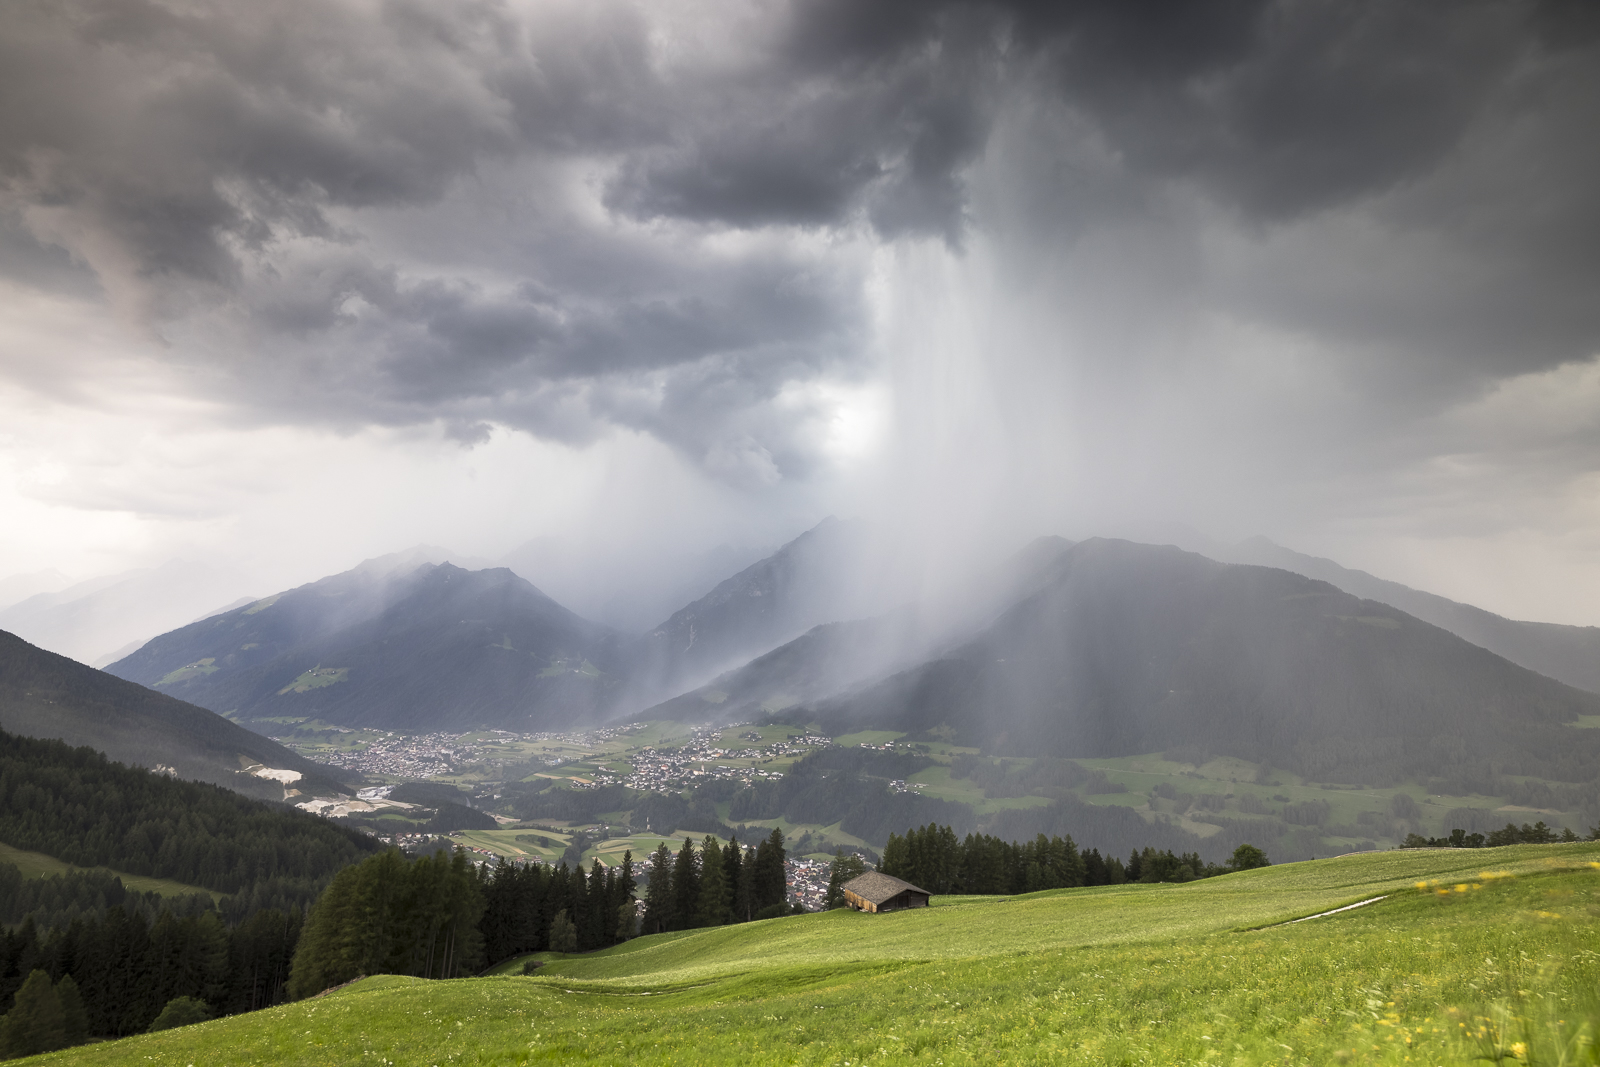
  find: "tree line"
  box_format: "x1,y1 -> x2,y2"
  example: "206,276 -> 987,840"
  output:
0,863 -> 213,934
1402,821 -> 1599,849
878,824 -> 1270,895
639,830 -> 791,934
480,851 -> 638,962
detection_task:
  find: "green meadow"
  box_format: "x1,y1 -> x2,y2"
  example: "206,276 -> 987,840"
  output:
29,843 -> 1600,1066
0,841 -> 221,902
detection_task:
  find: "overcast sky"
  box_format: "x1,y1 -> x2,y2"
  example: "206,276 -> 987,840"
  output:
4,0 -> 1600,627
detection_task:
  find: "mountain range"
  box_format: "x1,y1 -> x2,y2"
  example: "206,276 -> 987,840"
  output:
805,539 -> 1600,786
6,518 -> 1591,807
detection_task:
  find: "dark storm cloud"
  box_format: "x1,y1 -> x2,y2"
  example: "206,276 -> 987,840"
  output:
3,0 -> 1599,481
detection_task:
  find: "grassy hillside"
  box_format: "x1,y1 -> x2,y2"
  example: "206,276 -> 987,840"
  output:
34,843 -> 1600,1065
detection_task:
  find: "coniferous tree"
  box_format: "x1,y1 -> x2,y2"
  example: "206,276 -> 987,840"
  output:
720,836 -> 743,917
751,829 -> 787,915
582,859 -> 608,950
736,843 -> 756,922
642,844 -> 674,935
286,847 -> 484,999
54,974 -> 87,1048
617,850 -> 636,905
670,838 -> 699,931
695,837 -> 729,927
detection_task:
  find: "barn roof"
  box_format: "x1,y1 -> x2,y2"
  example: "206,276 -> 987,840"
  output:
840,871 -> 930,905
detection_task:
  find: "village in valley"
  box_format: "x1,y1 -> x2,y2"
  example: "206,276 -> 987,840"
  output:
260,718 -> 871,911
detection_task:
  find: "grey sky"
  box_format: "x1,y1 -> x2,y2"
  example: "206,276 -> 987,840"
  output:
3,0 -> 1600,633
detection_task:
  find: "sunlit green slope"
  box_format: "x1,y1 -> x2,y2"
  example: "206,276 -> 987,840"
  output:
30,844 -> 1600,1066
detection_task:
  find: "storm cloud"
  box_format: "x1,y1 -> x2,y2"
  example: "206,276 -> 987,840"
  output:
4,0 -> 1600,624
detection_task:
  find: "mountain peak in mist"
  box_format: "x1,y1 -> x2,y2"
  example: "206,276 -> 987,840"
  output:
107,559 -> 624,732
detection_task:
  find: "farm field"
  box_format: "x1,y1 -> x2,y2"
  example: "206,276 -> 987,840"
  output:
35,843 -> 1600,1066
0,841 -> 221,901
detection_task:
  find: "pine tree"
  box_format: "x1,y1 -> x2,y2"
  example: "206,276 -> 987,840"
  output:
695,837 -> 729,927
642,844 -> 674,935
752,828 -> 787,915
720,836 -> 743,920
54,974 -> 87,1048
670,838 -> 699,931
616,851 -> 636,907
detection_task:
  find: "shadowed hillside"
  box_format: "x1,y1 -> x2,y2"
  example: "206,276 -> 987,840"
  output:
0,630 -> 349,801
1216,536 -> 1600,694
813,539 -> 1600,786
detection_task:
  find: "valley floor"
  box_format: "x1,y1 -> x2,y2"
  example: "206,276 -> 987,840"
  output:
27,844 -> 1600,1066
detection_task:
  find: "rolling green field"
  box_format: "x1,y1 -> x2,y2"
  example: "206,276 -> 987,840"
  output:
31,843 -> 1600,1065
0,840 -> 221,901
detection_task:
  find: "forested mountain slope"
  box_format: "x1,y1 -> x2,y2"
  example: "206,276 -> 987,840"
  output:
108,562 -> 625,732
814,539 -> 1600,786
0,630 -> 347,801
0,728 -> 377,904
1215,536 -> 1600,694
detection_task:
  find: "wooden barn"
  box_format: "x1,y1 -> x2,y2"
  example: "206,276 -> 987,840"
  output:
840,871 -> 931,913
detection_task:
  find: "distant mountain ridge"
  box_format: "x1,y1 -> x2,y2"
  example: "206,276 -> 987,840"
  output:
108,559 -> 626,732
1211,537 -> 1600,695
644,534 -> 1081,722
0,560 -> 254,667
809,539 -> 1600,787
626,517 -> 876,705
0,629 -> 349,802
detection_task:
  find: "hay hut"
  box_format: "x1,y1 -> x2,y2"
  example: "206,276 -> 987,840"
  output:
840,871 -> 931,913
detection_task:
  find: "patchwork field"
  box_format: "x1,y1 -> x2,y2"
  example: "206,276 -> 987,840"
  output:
34,843 -> 1600,1066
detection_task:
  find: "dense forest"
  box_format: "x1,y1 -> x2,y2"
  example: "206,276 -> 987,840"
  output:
0,728 -> 380,1057
0,728 -> 378,903
0,900 -> 302,1053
